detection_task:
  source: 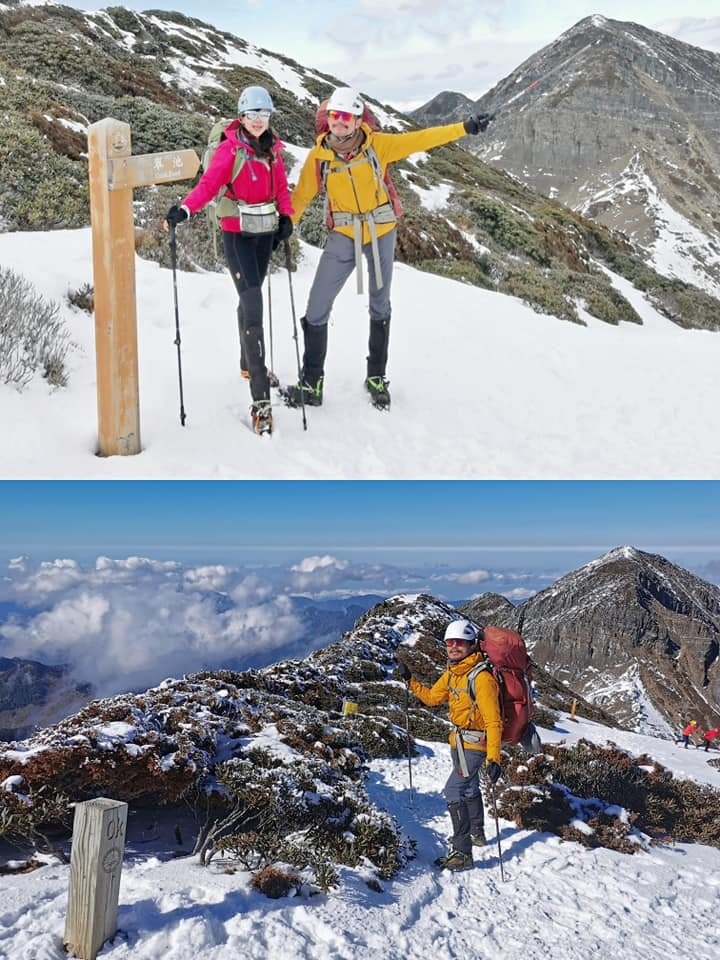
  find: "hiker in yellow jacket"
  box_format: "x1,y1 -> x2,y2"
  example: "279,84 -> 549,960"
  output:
282,86 -> 493,411
397,618 -> 502,872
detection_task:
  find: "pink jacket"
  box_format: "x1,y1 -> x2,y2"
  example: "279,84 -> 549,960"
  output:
183,120 -> 293,233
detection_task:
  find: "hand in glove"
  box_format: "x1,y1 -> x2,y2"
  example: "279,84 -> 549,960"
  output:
165,204 -> 189,228
272,214 -> 294,251
485,761 -> 502,784
463,113 -> 494,135
396,659 -> 412,682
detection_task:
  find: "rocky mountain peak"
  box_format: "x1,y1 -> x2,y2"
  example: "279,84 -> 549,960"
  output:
439,16 -> 720,297
505,547 -> 720,734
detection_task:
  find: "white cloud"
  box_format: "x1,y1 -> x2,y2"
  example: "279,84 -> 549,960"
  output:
0,558 -> 304,696
503,587 -> 537,600
290,554 -> 350,589
442,569 -> 493,585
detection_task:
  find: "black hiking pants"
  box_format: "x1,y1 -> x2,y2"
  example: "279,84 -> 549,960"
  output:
223,231 -> 274,403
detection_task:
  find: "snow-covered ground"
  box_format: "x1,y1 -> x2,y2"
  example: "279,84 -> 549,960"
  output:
2,228 -> 720,479
1,712 -> 719,959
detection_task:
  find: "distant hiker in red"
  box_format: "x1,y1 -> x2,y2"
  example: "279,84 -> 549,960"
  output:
164,85 -> 294,436
681,720 -> 699,748
699,727 -> 719,752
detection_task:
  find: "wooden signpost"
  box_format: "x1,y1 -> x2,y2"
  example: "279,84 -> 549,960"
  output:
64,798 -> 128,960
87,118 -> 199,457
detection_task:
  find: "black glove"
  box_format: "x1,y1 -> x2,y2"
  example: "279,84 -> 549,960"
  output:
486,761 -> 502,784
396,659 -> 411,682
272,214 -> 293,251
463,112 -> 494,135
165,204 -> 189,227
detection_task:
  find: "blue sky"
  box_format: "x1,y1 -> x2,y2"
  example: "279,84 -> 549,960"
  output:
2,481 -> 720,565
61,1 -> 720,106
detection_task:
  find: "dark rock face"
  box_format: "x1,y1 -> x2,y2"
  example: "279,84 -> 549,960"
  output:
0,658 -> 92,741
497,547 -> 720,733
414,16 -> 720,295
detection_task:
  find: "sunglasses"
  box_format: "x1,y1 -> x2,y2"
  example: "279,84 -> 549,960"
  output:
243,109 -> 272,121
328,109 -> 356,123
446,639 -> 471,646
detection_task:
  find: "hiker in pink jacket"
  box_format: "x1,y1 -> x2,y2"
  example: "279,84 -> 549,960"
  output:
165,85 -> 294,436
699,727 -> 719,752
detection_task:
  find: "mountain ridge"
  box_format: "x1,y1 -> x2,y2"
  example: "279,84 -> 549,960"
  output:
413,15 -> 720,298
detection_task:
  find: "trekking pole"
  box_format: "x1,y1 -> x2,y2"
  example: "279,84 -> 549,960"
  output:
283,240 -> 307,431
490,782 -> 506,882
404,682 -> 415,805
266,269 -> 277,387
168,224 -> 187,426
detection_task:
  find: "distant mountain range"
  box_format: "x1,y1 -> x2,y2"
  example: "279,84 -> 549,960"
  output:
413,15 -> 720,298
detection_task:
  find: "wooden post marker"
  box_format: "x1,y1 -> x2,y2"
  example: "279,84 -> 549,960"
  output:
64,798 -> 128,960
87,118 -> 199,456
569,698 -> 578,722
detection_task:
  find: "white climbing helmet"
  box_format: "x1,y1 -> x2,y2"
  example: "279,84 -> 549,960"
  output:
443,619 -> 478,644
327,87 -> 364,116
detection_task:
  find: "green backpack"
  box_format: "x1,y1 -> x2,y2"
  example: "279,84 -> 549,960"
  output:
202,118 -> 248,249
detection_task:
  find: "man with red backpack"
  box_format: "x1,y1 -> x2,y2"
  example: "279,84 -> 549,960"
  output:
396,619 -> 502,872
282,87 -> 493,412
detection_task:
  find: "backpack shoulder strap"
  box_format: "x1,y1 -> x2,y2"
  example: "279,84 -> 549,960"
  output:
466,660 -> 492,702
223,147 -> 247,198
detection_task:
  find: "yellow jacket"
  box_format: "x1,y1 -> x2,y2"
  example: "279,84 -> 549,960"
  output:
409,651 -> 502,764
291,121 -> 467,245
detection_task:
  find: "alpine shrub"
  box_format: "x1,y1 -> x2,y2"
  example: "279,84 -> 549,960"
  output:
496,740 -> 720,852
250,865 -> 300,899
0,266 -> 71,387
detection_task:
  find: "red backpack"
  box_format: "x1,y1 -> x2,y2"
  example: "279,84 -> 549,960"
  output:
468,626 -> 536,747
314,99 -> 403,228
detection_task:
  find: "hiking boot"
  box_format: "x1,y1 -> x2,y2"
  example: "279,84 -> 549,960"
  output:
282,378 -> 323,408
365,376 -> 391,410
471,830 -> 487,847
251,400 -> 273,436
433,849 -> 473,872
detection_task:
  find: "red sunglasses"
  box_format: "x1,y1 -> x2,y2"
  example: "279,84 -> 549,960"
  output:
328,109 -> 356,123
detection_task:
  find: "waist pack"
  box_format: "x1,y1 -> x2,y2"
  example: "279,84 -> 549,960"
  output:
235,201 -> 278,235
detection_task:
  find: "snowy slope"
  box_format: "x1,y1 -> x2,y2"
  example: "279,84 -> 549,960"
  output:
1,712 -> 719,960
2,229 -> 720,480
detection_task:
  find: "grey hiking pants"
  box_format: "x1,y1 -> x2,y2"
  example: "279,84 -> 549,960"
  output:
305,228 -> 396,327
302,228 -> 396,382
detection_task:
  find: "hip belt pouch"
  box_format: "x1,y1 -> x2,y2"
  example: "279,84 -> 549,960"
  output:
237,201 -> 278,235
